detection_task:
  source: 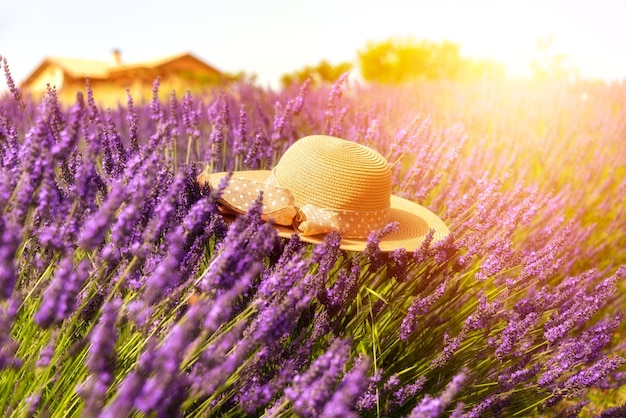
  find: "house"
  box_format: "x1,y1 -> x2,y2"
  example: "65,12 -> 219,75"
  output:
21,51 -> 225,104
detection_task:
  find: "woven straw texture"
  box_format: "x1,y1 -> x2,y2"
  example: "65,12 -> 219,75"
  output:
200,135 -> 450,252
273,135 -> 391,211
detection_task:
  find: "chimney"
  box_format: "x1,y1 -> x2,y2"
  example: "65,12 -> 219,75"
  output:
112,49 -> 122,65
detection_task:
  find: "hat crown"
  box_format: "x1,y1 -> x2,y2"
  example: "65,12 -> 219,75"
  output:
273,135 -> 391,211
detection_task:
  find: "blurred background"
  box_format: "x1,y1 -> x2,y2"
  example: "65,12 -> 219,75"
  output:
2,0 -> 625,98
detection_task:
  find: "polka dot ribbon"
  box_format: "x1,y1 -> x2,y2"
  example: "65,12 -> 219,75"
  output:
216,176 -> 389,238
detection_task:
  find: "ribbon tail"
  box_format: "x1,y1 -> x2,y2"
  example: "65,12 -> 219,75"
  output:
295,204 -> 340,236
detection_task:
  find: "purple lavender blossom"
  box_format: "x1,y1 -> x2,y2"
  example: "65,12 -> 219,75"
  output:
547,355 -> 625,406
101,111 -> 128,178
1,55 -> 24,110
168,90 -> 180,138
356,368 -> 384,412
36,331 -> 58,368
51,93 -> 84,163
285,338 -> 352,417
408,368 -> 468,418
189,322 -> 252,395
150,77 -> 162,121
80,298 -> 121,416
599,402 -> 626,417
539,312 -> 623,388
249,262 -> 315,346
431,331 -> 465,368
0,215 -> 21,299
413,229 -> 436,264
181,91 -> 201,143
292,76 -> 311,115
34,256 -> 90,328
493,311 -> 540,360
390,376 -> 427,408
200,193 -> 278,292
498,362 -> 541,391
0,110 -> 21,171
325,254 -> 361,316
132,314 -> 199,415
0,295 -> 22,369
271,100 -> 289,142
363,221 -> 399,270
77,175 -> 131,251
258,237 -> 309,298
233,104 -> 248,156
244,129 -> 268,169
142,229 -> 186,304
207,94 -> 230,164
474,237 -> 514,281
400,278 -> 450,341
99,342 -> 158,418
462,293 -> 502,333
321,356 -> 371,418
543,272 -> 618,343
388,247 -> 409,282
126,90 -> 139,153
324,72 -> 349,136
202,262 -> 260,332
449,402 -> 466,417
84,77 -> 100,125
464,392 -> 512,418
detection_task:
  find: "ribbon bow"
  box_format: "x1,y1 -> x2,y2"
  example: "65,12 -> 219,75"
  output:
214,177 -> 341,236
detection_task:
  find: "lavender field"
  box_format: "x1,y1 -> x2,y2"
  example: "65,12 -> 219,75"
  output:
1,55 -> 626,417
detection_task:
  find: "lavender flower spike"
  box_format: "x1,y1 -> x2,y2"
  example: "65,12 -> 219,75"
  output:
80,298 -> 121,416
408,368 -> 468,418
285,338 -> 352,417
321,356 -> 372,418
0,215 -> 21,300
2,56 -> 25,110
34,256 -> 90,328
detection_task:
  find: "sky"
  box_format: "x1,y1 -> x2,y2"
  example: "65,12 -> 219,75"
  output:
2,0 -> 626,91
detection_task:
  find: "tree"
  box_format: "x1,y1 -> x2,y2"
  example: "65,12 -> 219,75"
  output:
358,38 -> 463,83
357,38 -> 506,84
280,60 -> 353,88
530,35 -> 577,82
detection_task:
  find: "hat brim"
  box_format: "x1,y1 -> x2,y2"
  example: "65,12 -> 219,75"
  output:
202,170 -> 450,252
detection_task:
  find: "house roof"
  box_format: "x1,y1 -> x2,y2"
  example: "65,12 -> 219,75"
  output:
21,52 -> 222,87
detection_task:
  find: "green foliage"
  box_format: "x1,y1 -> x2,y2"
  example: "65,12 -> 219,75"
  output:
530,35 -> 577,82
280,60 -> 353,88
358,37 -> 506,83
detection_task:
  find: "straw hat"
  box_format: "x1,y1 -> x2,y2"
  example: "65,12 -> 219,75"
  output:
198,135 -> 449,252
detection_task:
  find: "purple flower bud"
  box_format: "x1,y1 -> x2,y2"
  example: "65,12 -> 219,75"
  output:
324,72 -> 349,135
34,256 -> 90,328
36,331 -> 58,368
0,295 -> 22,369
431,330 -> 466,369
143,230 -> 186,304
99,342 -> 158,418
150,77 -> 162,122
0,216 -> 21,300
465,392 -> 511,418
408,369 -> 468,418
321,356 -> 371,417
363,221 -> 399,270
390,376 -> 427,408
1,56 -> 24,110
400,278 -> 450,341
126,90 -> 139,153
181,91 -> 200,140
292,77 -> 311,115
285,338 -> 352,417
80,298 -> 121,415
462,293 -> 502,333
